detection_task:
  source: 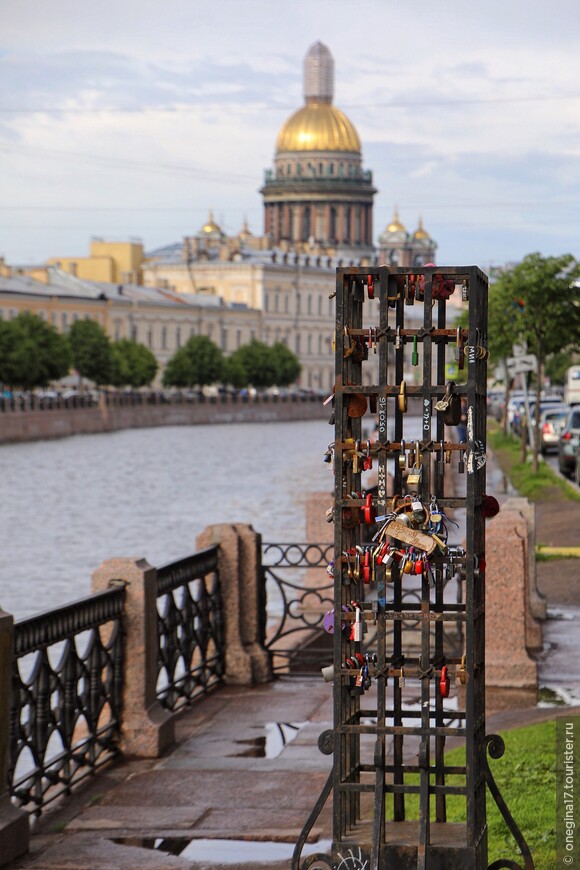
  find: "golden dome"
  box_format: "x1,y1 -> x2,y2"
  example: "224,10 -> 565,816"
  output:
276,102 -> 361,153
386,207 -> 406,234
200,209 -> 222,235
413,217 -> 430,240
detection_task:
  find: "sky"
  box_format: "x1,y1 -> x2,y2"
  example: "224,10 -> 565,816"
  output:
1,0 -> 580,270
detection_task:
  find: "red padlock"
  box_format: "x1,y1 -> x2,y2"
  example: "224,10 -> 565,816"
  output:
363,550 -> 371,584
363,493 -> 375,525
439,665 -> 450,698
367,274 -> 374,300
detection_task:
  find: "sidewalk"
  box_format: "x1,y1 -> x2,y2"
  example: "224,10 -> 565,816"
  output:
11,451 -> 580,870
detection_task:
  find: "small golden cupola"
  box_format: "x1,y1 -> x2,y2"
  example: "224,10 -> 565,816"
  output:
413,216 -> 430,240
386,207 -> 406,235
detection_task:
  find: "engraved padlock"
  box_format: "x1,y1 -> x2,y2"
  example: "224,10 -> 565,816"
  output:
436,381 -> 461,426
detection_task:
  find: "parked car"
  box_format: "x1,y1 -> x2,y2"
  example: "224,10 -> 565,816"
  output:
538,405 -> 569,454
558,407 -> 580,477
516,395 -> 565,438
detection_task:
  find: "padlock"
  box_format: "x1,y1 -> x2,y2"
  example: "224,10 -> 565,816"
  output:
457,654 -> 467,686
367,274 -> 375,300
439,665 -> 450,698
435,382 -> 461,426
398,381 -> 408,414
398,439 -> 406,470
411,334 -> 419,366
363,493 -> 375,525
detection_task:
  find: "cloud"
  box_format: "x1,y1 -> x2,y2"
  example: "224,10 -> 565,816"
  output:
1,0 -> 580,265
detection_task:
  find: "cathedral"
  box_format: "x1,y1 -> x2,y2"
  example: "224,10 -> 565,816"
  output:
146,40 -> 437,274
4,42 -> 439,392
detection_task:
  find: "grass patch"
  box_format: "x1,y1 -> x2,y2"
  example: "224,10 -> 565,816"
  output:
386,720 -> 555,867
488,421 -> 580,503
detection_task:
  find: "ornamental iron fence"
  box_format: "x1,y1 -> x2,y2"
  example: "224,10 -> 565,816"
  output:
156,546 -> 225,712
9,587 -> 125,815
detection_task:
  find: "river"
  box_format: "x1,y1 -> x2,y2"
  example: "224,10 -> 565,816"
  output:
0,420 -> 337,621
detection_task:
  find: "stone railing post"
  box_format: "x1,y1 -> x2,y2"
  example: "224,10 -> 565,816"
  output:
502,496 -> 547,635
233,524 -> 272,683
196,524 -> 271,684
485,511 -> 538,711
0,610 -> 29,867
92,558 -> 174,758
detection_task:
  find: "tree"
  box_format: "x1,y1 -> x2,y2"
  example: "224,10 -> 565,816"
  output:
162,335 -> 223,387
68,319 -> 113,386
228,340 -> 277,389
223,354 -> 249,389
271,341 -> 301,386
110,339 -> 158,388
0,312 -> 71,390
491,253 -> 580,469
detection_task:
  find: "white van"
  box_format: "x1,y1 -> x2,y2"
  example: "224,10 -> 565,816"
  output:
564,365 -> 580,406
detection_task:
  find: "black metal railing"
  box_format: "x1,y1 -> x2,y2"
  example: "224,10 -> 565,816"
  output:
261,542 -> 334,674
0,388 -> 324,414
8,586 -> 125,815
261,542 -> 464,676
156,546 -> 225,712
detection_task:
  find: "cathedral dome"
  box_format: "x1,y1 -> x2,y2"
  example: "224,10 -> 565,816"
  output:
384,208 -> 406,235
275,41 -> 361,154
200,210 -> 223,238
276,103 -> 361,153
413,217 -> 430,240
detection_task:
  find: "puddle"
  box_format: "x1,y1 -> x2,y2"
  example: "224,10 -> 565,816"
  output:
228,721 -> 307,759
112,836 -> 332,864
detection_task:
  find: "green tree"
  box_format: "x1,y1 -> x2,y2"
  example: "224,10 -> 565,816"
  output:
68,318 -> 113,386
271,341 -> 301,386
229,339 -> 277,389
0,312 -> 71,390
223,354 -> 249,389
491,253 -> 580,469
110,339 -> 158,388
162,335 -> 223,387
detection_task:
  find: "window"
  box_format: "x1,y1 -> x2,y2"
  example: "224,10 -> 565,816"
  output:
318,334 -> 322,354
307,333 -> 312,355
285,295 -> 289,313
132,323 -> 138,342
148,327 -> 153,348
61,312 -> 68,331
307,295 -> 312,315
318,295 -> 322,315
295,333 -> 301,355
221,327 -> 228,351
161,326 -> 167,349
264,293 -> 269,312
176,326 -> 181,348
236,329 -> 242,349
274,292 -> 279,313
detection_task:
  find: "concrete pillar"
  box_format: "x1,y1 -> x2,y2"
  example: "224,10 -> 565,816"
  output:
196,524 -> 267,685
91,559 -> 174,758
485,511 -> 538,711
0,610 -> 29,867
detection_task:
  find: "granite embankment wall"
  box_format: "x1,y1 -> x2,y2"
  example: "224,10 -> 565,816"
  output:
0,396 -> 329,444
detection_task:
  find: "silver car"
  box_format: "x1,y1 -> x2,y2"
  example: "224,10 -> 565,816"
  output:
539,405 -> 569,454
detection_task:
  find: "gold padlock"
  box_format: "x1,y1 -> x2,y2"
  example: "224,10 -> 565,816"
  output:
398,380 -> 408,413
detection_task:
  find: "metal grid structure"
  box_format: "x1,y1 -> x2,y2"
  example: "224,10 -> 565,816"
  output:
293,266 -> 533,870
